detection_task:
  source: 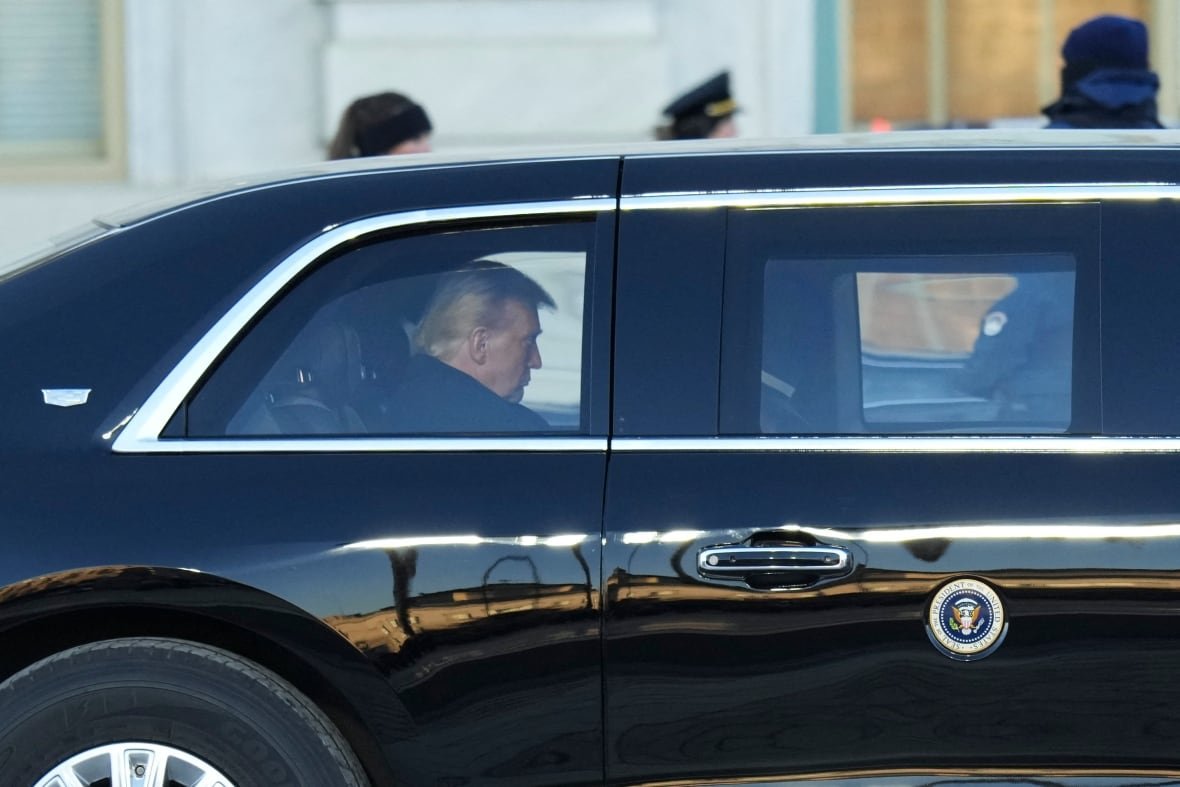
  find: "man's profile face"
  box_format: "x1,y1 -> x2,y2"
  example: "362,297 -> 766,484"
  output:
480,298 -> 542,403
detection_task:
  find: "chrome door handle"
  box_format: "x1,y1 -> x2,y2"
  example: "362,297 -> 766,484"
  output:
697,545 -> 852,579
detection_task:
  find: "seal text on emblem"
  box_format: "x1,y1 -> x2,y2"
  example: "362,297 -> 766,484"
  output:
926,578 -> 1007,660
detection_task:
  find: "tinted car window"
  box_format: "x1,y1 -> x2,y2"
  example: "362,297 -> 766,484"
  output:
187,221 -> 594,436
721,203 -> 1100,435
761,259 -> 1076,433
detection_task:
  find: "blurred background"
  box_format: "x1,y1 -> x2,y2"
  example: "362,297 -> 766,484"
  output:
0,0 -> 1174,261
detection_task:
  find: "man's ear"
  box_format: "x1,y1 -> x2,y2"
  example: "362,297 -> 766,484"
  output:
467,326 -> 489,365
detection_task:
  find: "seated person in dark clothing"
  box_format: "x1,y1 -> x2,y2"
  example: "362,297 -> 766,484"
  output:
385,260 -> 554,433
955,271 -> 1074,425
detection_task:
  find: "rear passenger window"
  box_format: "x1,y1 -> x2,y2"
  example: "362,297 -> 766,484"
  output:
721,204 -> 1099,436
186,221 -> 596,437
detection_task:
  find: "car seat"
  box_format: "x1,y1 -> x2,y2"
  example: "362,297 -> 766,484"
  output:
265,318 -> 370,434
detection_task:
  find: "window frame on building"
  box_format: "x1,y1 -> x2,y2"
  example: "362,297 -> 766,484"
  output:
0,0 -> 125,181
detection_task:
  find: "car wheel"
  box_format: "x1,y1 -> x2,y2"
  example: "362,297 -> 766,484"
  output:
0,637 -> 369,787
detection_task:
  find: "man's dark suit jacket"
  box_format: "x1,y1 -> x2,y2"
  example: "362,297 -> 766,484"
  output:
384,354 -> 549,433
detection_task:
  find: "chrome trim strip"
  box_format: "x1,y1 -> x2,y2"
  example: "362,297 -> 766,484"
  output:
112,198 -> 615,454
621,182 -> 1180,211
120,437 -> 607,454
612,436 -> 1180,454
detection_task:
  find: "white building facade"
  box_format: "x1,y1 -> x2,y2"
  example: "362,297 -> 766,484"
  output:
3,0 -> 1178,262
0,0 -> 817,262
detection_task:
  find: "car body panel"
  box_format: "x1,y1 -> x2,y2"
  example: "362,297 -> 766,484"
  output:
0,156 -> 618,786
604,146 -> 1180,784
10,134 -> 1180,784
604,447 -> 1180,783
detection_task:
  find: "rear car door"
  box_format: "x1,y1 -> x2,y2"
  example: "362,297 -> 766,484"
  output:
603,169 -> 1180,783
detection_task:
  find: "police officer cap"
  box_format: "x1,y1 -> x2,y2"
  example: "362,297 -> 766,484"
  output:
663,70 -> 738,121
1062,14 -> 1149,69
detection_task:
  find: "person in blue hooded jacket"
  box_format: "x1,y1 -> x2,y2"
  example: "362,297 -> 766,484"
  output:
955,272 -> 1075,426
1042,14 -> 1163,129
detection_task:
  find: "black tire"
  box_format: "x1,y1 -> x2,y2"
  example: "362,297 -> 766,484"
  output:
0,637 -> 370,787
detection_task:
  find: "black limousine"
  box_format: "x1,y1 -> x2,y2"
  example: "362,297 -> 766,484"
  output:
5,130 -> 1180,786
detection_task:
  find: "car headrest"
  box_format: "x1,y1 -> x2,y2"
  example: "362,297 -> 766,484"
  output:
278,317 -> 367,405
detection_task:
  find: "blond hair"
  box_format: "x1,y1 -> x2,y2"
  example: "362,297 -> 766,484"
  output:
416,261 -> 555,360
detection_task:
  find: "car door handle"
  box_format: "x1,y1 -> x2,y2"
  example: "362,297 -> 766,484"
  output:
697,545 -> 852,579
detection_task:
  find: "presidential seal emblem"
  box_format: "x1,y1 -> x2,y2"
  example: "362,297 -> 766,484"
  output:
926,578 -> 1007,661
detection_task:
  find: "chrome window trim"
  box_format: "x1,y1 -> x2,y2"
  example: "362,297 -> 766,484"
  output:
113,183 -> 1180,455
620,182 -> 1180,211
111,198 -> 615,454
612,436 -> 1180,454
126,437 -> 607,454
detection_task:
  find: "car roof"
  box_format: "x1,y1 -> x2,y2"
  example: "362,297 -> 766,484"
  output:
97,128 -> 1180,229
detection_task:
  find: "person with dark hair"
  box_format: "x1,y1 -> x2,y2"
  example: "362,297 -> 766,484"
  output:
1042,14 -> 1163,129
385,261 -> 555,432
656,70 -> 739,140
327,91 -> 433,159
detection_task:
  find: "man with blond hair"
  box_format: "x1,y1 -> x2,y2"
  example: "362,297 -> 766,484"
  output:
386,260 -> 554,432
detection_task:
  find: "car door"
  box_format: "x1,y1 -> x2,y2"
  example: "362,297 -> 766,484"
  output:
602,170 -> 1180,783
107,162 -> 618,786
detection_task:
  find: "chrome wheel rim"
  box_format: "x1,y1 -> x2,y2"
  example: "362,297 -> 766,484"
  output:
34,742 -> 234,787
